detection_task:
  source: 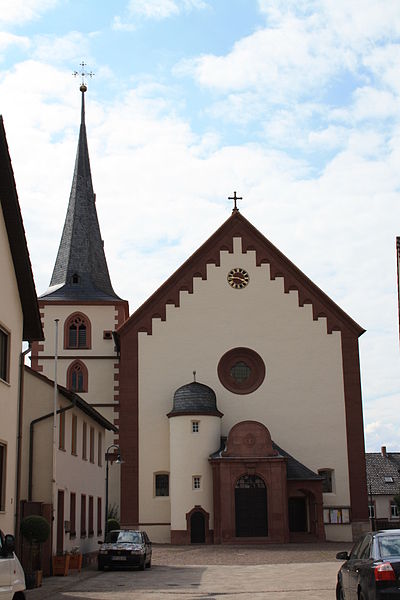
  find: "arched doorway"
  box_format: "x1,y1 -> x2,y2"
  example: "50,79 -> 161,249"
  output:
235,475 -> 268,537
190,511 -> 205,543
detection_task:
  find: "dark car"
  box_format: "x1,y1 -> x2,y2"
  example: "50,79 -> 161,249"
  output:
336,529 -> 400,599
98,530 -> 152,571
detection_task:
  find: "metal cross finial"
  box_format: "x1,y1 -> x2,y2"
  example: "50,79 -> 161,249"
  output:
228,191 -> 242,213
193,370 -> 196,382
73,61 -> 95,91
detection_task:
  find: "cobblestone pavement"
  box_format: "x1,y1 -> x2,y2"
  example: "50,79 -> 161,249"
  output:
26,543 -> 350,600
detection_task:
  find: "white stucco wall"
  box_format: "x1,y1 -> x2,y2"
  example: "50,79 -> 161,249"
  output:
0,205 -> 23,535
23,368 -> 109,556
138,237 -> 351,541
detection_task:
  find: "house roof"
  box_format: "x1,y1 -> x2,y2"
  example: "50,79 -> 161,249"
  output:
118,209 -> 364,338
210,437 -> 322,481
366,451 -> 400,495
0,117 -> 43,342
40,89 -> 121,302
25,365 -> 118,432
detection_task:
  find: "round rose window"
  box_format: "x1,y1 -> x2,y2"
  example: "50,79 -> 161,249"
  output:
217,347 -> 265,394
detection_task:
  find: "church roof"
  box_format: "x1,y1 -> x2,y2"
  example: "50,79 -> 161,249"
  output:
167,381 -> 223,417
118,209 -> 364,337
0,117 -> 43,341
210,437 -> 322,481
40,88 -> 121,302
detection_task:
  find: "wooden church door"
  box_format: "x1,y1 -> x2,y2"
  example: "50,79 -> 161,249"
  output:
190,511 -> 206,543
235,475 -> 268,537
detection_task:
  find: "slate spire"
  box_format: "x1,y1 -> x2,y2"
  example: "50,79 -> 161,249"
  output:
41,85 -> 120,301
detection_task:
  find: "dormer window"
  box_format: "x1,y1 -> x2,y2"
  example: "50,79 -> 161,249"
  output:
72,273 -> 80,284
64,313 -> 91,349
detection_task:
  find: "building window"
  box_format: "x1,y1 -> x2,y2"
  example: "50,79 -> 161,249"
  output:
82,422 -> 87,460
391,502 -> 399,519
70,492 -> 76,538
368,504 -> 375,519
0,327 -> 9,383
155,474 -> 169,497
192,476 -> 201,490
71,415 -> 77,455
89,427 -> 95,463
192,421 -> 199,433
67,360 -> 88,393
59,412 -> 65,450
64,313 -> 91,349
97,497 -> 102,536
80,494 -> 86,537
0,443 -> 6,511
217,347 -> 266,394
98,432 -> 102,467
318,469 -> 334,493
88,496 -> 94,536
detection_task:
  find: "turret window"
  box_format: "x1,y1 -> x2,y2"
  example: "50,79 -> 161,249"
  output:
64,313 -> 91,349
155,473 -> 169,497
67,360 -> 88,393
192,421 -> 199,433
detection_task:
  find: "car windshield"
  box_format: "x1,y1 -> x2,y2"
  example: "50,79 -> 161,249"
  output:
106,531 -> 142,544
378,535 -> 400,558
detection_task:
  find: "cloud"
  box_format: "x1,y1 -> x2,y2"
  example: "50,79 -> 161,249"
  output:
112,0 -> 208,29
32,32 -> 92,64
0,0 -> 59,25
0,32 -> 30,53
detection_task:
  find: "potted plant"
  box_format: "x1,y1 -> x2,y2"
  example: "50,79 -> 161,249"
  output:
20,515 -> 50,588
106,518 -> 119,535
68,546 -> 82,571
52,552 -> 70,576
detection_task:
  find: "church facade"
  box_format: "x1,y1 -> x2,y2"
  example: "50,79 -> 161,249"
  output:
117,210 -> 369,544
32,86 -> 369,545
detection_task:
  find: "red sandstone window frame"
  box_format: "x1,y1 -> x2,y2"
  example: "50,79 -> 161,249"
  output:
80,494 -> 86,538
88,495 -> 94,536
89,427 -> 95,463
59,412 -> 65,450
98,432 -> 102,467
0,443 -> 6,511
71,415 -> 77,455
67,360 -> 88,393
64,312 -> 91,350
82,422 -> 87,460
0,325 -> 10,383
217,347 -> 266,395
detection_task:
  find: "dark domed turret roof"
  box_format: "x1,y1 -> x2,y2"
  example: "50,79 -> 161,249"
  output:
167,381 -> 223,417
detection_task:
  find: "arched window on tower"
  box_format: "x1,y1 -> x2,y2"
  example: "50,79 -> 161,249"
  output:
64,313 -> 91,349
67,360 -> 88,393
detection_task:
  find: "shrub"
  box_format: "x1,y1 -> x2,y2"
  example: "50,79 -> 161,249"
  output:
106,518 -> 120,533
20,515 -> 50,544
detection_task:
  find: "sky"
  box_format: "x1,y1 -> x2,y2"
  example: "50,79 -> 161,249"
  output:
1,0 -> 400,452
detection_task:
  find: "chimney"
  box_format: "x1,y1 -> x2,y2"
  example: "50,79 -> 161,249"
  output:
381,446 -> 387,457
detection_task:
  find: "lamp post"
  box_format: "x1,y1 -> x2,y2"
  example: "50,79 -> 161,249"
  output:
105,444 -> 124,536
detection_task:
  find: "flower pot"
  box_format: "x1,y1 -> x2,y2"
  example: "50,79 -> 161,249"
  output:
69,553 -> 82,572
52,554 -> 70,576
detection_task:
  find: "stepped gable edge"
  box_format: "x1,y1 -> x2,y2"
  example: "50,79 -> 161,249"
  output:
117,211 -> 365,338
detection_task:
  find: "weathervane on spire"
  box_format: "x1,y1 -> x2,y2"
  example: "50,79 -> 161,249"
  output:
73,61 -> 95,92
228,191 -> 242,213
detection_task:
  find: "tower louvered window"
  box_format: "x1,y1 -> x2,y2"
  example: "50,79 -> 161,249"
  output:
65,313 -> 91,349
67,361 -> 88,393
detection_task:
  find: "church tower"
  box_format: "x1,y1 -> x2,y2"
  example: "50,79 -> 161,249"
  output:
31,82 -> 129,515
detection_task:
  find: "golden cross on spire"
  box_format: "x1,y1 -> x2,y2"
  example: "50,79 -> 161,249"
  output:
73,61 -> 95,92
228,191 -> 242,213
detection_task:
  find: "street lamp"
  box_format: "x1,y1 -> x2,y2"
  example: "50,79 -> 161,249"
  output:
105,444 -> 124,536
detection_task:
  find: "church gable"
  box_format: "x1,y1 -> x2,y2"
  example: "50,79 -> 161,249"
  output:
118,210 -> 364,338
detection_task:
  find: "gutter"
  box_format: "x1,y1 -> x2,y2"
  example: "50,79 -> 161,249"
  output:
15,344 -> 31,548
28,404 -> 74,501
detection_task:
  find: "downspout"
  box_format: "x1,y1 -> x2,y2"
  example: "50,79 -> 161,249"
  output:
28,405 -> 74,501
15,344 -> 31,549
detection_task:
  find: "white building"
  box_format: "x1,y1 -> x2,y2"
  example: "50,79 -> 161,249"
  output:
0,116 -> 43,536
21,366 -> 117,568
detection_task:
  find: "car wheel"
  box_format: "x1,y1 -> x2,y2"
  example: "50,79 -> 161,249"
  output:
139,557 -> 145,571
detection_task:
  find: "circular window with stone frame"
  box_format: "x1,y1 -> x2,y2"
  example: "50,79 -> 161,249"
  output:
217,347 -> 266,395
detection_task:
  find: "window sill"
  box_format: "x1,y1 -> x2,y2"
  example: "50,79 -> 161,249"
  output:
0,378 -> 10,387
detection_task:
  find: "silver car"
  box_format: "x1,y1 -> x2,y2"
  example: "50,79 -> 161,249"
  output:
98,530 -> 152,571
